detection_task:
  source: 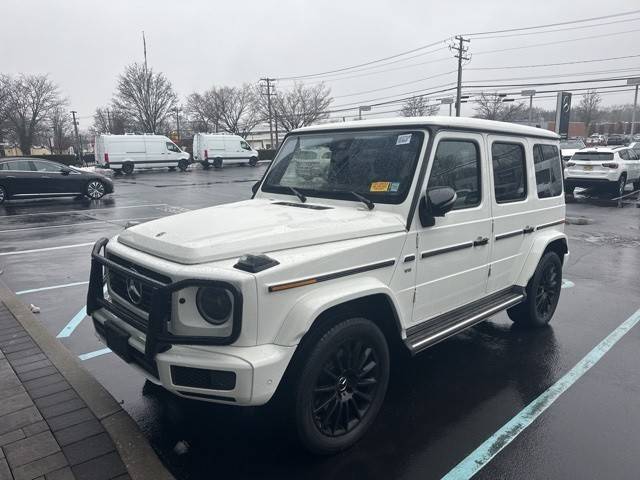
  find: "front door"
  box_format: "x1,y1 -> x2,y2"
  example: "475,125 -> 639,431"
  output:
5,159 -> 42,195
412,132 -> 492,327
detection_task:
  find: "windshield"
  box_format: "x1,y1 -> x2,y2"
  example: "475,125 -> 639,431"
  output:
262,129 -> 425,204
560,139 -> 585,149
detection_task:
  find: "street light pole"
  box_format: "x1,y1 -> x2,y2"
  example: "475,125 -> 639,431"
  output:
522,90 -> 536,125
632,84 -> 639,136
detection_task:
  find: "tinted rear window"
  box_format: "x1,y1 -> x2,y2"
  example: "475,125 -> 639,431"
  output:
492,142 -> 527,203
573,152 -> 614,161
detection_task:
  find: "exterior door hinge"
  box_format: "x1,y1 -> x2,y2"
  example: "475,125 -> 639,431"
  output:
415,233 -> 419,249
412,289 -> 416,304
488,265 -> 492,277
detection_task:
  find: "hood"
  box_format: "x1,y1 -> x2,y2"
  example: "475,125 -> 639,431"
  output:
117,199 -> 405,265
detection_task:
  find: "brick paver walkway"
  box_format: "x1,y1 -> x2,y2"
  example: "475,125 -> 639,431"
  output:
0,305 -> 129,480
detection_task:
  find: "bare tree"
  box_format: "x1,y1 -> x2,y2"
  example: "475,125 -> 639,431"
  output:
112,63 -> 177,134
473,93 -> 526,122
0,75 -> 9,143
272,82 -> 333,132
92,107 -> 130,135
186,92 -> 217,132
574,90 -> 602,135
400,96 -> 440,117
3,74 -> 66,155
49,107 -> 73,154
215,85 -> 262,137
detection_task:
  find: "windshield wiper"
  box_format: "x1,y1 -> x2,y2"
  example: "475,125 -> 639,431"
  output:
350,191 -> 374,210
287,186 -> 307,203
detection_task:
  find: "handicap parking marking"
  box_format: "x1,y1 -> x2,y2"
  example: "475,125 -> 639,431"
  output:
16,281 -> 89,295
78,348 -> 111,361
442,306 -> 640,480
57,305 -> 86,338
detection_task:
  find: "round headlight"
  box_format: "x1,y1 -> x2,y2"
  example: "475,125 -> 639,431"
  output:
196,287 -> 233,325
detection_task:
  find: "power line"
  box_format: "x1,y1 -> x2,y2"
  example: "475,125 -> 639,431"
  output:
274,38 -> 450,80
466,53 -> 640,71
474,28 -> 640,56
333,70 -> 457,99
464,75 -> 640,88
470,15 -> 640,40
463,9 -> 640,36
465,67 -> 640,84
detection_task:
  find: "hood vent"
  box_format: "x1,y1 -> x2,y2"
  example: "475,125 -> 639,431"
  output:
272,201 -> 332,210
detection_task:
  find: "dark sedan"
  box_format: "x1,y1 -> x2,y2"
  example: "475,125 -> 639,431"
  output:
0,157 -> 114,204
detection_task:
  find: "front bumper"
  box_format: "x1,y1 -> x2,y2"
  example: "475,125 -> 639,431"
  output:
87,238 -> 294,405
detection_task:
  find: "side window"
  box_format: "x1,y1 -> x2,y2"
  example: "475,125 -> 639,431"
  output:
0,162 -> 7,171
491,142 -> 527,203
533,144 -> 563,198
7,160 -> 35,171
618,149 -> 628,160
33,161 -> 63,173
166,142 -> 181,153
627,149 -> 637,160
240,141 -> 251,151
427,139 -> 481,210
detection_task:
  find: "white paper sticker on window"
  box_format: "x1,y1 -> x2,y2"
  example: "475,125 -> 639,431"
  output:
396,134 -> 412,145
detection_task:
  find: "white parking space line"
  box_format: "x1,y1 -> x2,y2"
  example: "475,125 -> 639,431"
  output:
79,348 -> 111,361
57,305 -> 86,338
0,242 -> 94,257
16,281 -> 89,295
0,203 -> 169,218
0,215 -> 165,233
442,306 -> 640,479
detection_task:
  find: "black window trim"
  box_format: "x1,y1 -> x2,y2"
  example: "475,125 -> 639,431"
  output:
532,143 -> 563,199
491,140 -> 528,205
427,136 -> 483,211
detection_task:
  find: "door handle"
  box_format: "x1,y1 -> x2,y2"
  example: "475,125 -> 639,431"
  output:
523,226 -> 535,234
473,236 -> 489,246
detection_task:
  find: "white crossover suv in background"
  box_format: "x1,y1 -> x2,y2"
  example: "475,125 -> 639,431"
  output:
87,117 -> 569,454
564,146 -> 640,196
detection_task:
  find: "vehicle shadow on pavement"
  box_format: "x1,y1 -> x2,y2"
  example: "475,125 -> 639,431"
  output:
139,320 -> 558,480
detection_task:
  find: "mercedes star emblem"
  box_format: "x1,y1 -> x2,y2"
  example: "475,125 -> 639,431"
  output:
126,276 -> 143,305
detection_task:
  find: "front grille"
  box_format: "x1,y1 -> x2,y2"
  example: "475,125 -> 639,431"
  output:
106,253 -> 171,315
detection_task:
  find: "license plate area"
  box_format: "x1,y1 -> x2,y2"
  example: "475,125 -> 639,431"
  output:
583,165 -> 593,171
104,320 -> 132,362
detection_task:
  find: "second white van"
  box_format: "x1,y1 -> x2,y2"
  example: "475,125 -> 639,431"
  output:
192,133 -> 259,168
95,134 -> 190,175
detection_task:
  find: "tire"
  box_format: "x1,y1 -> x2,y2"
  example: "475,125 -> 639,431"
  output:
633,179 -> 640,191
121,162 -> 134,175
507,251 -> 562,327
292,317 -> 390,455
213,158 -> 223,169
565,185 -> 575,196
0,185 -> 6,204
168,166 -> 176,172
86,179 -> 106,200
249,156 -> 258,167
178,159 -> 189,172
611,174 -> 626,197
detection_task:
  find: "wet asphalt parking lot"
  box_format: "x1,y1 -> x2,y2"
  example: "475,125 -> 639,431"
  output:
1,164 -> 639,480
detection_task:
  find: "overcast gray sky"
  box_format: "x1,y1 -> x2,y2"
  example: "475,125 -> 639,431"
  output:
2,0 -> 639,127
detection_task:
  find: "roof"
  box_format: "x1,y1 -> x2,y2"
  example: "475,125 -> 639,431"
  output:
293,116 -> 559,139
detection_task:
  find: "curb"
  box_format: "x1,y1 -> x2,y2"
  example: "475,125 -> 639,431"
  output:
0,279 -> 174,480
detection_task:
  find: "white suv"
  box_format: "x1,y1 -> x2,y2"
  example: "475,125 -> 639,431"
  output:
564,146 -> 640,196
87,117 -> 568,454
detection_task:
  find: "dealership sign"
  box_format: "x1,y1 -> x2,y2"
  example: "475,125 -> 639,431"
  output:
554,92 -> 572,139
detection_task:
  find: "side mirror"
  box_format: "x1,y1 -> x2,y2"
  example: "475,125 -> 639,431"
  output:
251,181 -> 260,195
419,186 -> 457,227
61,168 -> 71,175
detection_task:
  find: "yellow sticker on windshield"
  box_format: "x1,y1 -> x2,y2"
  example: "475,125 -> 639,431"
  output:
370,182 -> 391,192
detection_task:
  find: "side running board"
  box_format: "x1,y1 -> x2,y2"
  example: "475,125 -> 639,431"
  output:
405,287 -> 525,354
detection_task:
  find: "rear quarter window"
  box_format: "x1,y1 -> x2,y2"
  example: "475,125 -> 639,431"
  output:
491,142 -> 527,203
533,144 -> 563,198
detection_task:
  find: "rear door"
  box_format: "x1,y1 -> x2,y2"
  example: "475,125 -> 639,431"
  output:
412,131 -> 492,326
486,137 -> 537,293
4,159 -> 40,195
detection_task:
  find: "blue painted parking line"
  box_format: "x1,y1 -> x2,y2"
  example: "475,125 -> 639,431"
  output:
16,281 -> 89,295
57,305 -> 86,338
78,348 -> 111,361
442,306 -> 640,480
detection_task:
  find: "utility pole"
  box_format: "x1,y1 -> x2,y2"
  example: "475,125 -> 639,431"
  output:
71,111 -> 82,163
451,35 -> 470,117
260,77 -> 276,148
142,31 -> 148,73
175,107 -> 181,140
522,90 -> 537,125
629,78 -> 640,136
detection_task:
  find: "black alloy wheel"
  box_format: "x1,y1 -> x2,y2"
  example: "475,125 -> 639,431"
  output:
0,185 -> 6,204
534,259 -> 561,321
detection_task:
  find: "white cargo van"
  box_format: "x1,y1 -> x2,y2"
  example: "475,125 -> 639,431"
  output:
192,133 -> 259,168
95,134 -> 190,175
